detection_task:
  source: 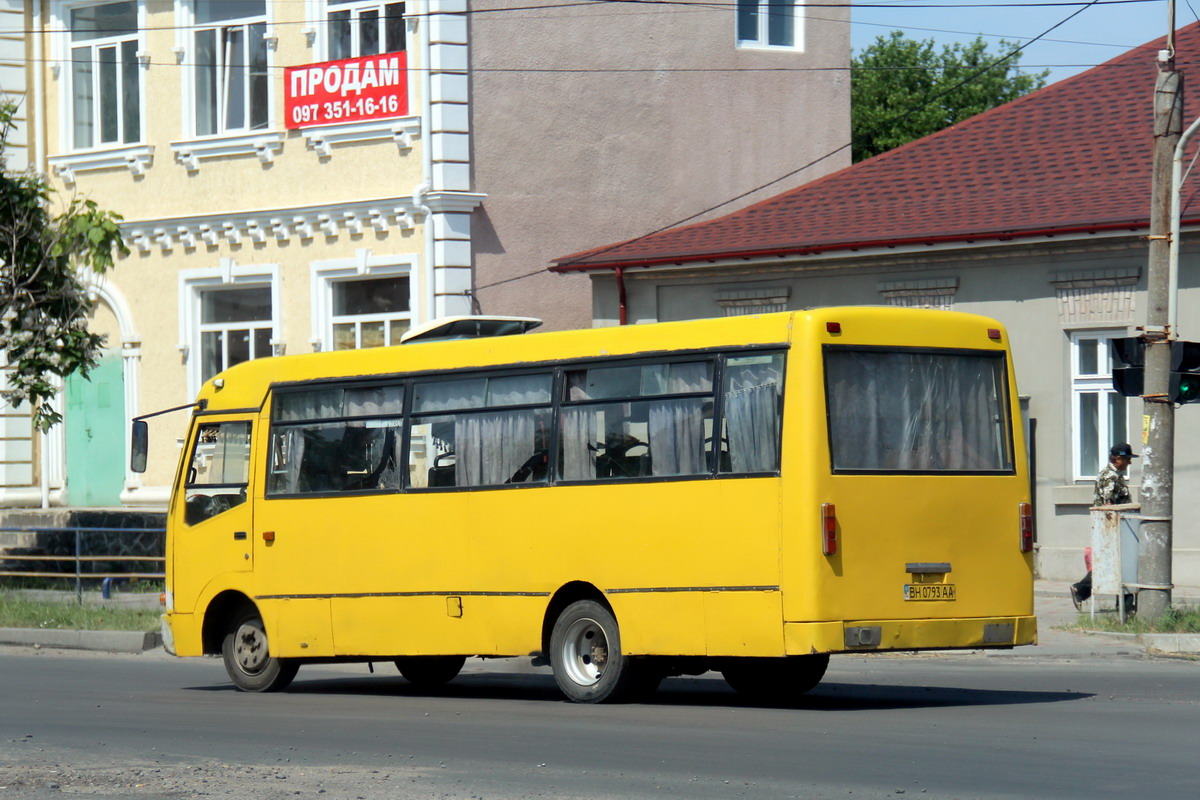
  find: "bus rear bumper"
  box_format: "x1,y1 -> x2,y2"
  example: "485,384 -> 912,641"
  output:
785,615 -> 1038,655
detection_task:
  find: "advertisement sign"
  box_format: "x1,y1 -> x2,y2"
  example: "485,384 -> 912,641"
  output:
285,52 -> 408,130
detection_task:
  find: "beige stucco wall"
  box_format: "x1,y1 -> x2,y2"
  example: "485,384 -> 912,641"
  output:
468,0 -> 852,331
35,0 -> 430,494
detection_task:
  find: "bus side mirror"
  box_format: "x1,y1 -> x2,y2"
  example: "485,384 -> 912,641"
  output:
131,420 -> 148,473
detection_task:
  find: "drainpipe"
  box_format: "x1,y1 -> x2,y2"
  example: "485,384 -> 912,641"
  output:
33,0 -> 50,509
615,267 -> 627,326
416,0 -> 435,324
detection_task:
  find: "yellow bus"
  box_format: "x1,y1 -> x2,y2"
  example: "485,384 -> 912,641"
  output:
134,307 -> 1036,702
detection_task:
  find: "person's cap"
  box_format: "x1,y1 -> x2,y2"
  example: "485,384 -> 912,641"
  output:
1110,443 -> 1139,458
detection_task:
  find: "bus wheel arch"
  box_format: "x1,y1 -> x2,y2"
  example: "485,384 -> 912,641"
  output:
201,591 -> 256,655
541,581 -> 610,659
545,589 -> 659,703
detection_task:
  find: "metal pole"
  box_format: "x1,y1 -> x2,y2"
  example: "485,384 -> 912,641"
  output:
74,528 -> 82,605
1139,52 -> 1182,619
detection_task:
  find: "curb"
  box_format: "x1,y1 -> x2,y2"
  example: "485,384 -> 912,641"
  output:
0,627 -> 162,653
1141,633 -> 1200,655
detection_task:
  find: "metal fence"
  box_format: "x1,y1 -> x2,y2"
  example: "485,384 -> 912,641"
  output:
0,526 -> 166,603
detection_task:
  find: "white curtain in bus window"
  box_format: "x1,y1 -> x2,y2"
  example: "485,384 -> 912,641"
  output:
408,373 -> 553,488
559,361 -> 713,481
825,350 -> 1012,472
185,421 -> 252,525
721,353 -> 785,473
268,384 -> 404,494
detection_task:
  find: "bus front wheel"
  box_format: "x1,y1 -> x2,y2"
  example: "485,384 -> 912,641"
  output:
550,600 -> 652,703
395,655 -> 466,687
221,610 -> 299,693
721,654 -> 829,702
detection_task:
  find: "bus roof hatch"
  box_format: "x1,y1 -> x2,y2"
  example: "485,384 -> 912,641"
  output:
399,315 -> 543,344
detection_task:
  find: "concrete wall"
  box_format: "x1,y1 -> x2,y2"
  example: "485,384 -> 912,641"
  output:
589,233 -> 1200,588
469,0 -> 852,330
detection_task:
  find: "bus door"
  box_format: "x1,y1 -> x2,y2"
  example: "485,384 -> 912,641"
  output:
170,417 -> 256,615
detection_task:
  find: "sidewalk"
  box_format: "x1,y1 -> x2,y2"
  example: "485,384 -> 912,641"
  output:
0,582 -> 1197,656
1031,579 -> 1200,657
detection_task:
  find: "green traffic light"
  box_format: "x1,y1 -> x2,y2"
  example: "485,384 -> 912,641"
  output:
1179,376 -> 1200,403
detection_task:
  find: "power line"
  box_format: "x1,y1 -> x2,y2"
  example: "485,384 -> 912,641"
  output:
549,0 -> 1109,271
0,54 -> 1155,72
0,0 -> 1162,36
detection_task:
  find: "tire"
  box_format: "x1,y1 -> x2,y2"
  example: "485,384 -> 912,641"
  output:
221,610 -> 299,693
394,655 -> 466,687
549,599 -> 650,703
721,654 -> 830,703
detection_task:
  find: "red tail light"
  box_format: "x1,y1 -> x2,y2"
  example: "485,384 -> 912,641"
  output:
1018,502 -> 1034,552
822,503 -> 838,556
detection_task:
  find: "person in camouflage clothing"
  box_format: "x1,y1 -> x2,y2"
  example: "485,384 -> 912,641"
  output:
1071,443 -> 1137,609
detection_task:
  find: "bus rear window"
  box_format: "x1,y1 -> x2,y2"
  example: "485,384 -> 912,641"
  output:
825,348 -> 1013,473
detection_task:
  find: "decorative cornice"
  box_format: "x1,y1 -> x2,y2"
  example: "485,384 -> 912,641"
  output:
169,132 -> 286,172
302,116 -> 421,157
1050,267 -> 1141,288
122,197 -> 422,253
423,190 -> 487,214
48,145 -> 155,185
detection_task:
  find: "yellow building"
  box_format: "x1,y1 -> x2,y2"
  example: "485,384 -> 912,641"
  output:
1,0 -> 850,511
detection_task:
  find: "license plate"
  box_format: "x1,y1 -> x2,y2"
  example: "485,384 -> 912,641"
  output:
904,583 -> 956,601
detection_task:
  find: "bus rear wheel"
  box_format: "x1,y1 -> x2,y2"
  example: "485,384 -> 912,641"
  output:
394,655 -> 466,687
550,600 -> 653,703
721,654 -> 829,702
221,610 -> 299,693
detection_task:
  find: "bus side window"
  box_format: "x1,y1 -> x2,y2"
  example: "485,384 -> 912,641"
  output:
720,354 -> 785,474
184,422 -> 252,525
559,361 -> 714,482
267,384 -> 405,495
409,410 -> 552,488
408,373 -> 552,489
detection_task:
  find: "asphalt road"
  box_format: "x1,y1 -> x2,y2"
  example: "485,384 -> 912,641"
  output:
1,641 -> 1197,800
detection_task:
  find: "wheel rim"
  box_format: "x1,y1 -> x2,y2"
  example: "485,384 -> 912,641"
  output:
233,621 -> 269,676
559,616 -> 609,687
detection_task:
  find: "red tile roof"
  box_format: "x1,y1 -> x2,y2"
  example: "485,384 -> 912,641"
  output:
553,25 -> 1199,272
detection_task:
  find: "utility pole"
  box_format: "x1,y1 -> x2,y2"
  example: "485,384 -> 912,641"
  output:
1139,23 -> 1182,618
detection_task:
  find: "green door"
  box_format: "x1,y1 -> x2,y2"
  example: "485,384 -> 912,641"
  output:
65,354 -> 125,506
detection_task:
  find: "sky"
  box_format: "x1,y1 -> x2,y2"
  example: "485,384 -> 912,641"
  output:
850,0 -> 1176,85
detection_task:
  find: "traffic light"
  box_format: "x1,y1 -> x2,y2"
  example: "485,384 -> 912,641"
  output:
1110,337 -> 1144,398
1170,341 -> 1200,404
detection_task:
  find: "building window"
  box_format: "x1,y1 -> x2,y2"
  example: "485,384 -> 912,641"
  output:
330,276 -> 411,350
736,0 -> 799,48
1071,332 -> 1128,481
193,0 -> 269,135
312,256 -> 414,352
198,286 -> 273,383
68,1 -> 141,148
327,0 -> 405,60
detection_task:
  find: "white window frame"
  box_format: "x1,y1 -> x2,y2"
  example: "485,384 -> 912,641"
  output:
735,0 -> 803,51
50,0 -> 147,153
179,262 -> 281,397
1070,330 -> 1129,482
310,253 -> 415,352
316,0 -> 407,62
179,0 -> 274,139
